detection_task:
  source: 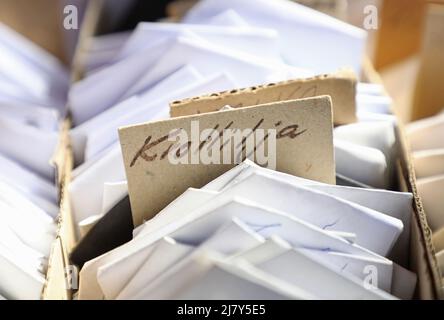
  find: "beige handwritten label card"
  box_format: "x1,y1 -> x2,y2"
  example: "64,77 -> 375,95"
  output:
119,96 -> 335,226
170,69 -> 357,125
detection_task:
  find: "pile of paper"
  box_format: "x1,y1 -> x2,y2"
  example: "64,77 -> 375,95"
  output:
68,0 -> 394,237
407,112 -> 444,281
0,23 -> 69,299
61,0 -> 419,300
77,159 -> 417,299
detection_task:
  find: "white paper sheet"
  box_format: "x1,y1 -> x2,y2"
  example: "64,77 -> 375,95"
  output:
184,0 -> 366,74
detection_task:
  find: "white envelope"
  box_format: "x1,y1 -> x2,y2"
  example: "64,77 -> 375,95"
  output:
78,181 -> 128,238
298,248 -> 393,293
0,243 -> 46,300
0,117 -> 58,180
335,139 -> 388,188
255,248 -> 396,299
200,9 -> 249,27
139,179 -> 402,255
407,113 -> 444,151
135,188 -> 218,240
0,23 -> 68,104
413,149 -> 444,179
121,63 -> 203,101
83,31 -> 131,72
117,22 -> 281,62
139,169 -> 402,255
101,181 -> 128,215
70,30 -> 301,125
78,215 -> 102,239
184,0 -> 366,74
69,36 -> 174,125
357,82 -> 386,96
356,94 -> 392,114
71,64 -> 203,162
112,33 -> 306,103
336,173 -> 372,188
417,174 -> 444,231
232,237 -> 393,298
127,229 -> 309,300
0,75 -> 61,109
113,217 -> 261,300
334,121 -> 397,185
0,103 -> 59,131
228,235 -> 290,265
87,31 -> 131,53
81,73 -> 235,162
230,232 -> 393,292
357,110 -> 397,123
334,121 -> 396,163
0,197 -> 55,256
79,192 -> 387,300
0,22 -> 68,87
0,181 -> 55,229
114,237 -> 194,300
203,159 -> 412,265
0,153 -> 57,203
69,145 -> 126,233
128,197 -> 391,292
0,221 -> 46,272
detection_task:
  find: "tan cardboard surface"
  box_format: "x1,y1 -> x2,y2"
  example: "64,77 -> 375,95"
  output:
120,96 -> 335,226
170,69 -> 357,125
433,228 -> 444,254
412,4 -> 444,120
41,238 -> 70,300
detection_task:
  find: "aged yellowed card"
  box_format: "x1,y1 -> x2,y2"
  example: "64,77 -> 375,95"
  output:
119,96 -> 335,226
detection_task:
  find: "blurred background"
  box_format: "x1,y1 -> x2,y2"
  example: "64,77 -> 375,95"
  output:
0,0 -> 443,123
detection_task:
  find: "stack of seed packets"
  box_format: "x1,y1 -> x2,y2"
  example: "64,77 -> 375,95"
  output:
77,159 -> 416,300
68,0 -> 370,237
0,23 -> 69,299
63,0 -> 420,300
407,112 -> 444,283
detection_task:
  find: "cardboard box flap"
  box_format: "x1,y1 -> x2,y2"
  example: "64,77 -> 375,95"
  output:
170,69 -> 357,125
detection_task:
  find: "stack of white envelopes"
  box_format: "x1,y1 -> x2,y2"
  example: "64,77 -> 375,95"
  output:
0,23 -> 68,299
77,159 -> 417,300
67,0 -> 400,241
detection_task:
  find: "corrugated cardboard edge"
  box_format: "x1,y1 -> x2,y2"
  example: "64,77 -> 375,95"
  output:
41,0 -> 105,300
41,4 -> 441,298
363,58 -> 443,299
42,118 -> 73,300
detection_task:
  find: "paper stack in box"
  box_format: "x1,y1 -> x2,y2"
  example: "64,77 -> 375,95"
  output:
78,159 -> 419,300
0,22 -> 69,299
407,112 -> 444,286
62,0 -> 422,300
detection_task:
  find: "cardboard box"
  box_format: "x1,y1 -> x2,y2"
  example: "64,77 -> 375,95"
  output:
346,0 -> 426,70
41,0 -> 443,300
411,3 -> 444,120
